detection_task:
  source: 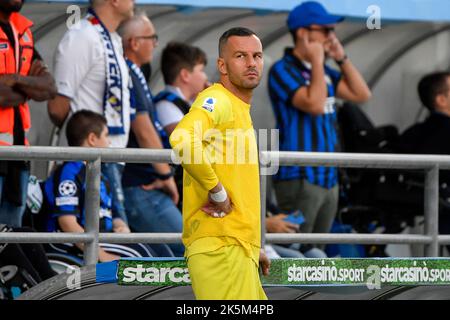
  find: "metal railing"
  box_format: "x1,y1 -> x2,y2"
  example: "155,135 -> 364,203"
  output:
0,146 -> 449,265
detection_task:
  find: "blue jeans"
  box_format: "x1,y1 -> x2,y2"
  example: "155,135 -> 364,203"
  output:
124,187 -> 184,257
271,244 -> 305,258
0,169 -> 29,227
289,243 -> 328,258
102,163 -> 128,224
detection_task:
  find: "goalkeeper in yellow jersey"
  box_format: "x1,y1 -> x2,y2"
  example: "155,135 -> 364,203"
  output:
169,27 -> 270,300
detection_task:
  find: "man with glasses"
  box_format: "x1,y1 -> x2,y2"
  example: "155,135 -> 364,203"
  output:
118,13 -> 184,257
268,1 -> 371,255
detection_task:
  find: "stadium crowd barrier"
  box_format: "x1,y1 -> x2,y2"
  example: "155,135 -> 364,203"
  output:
0,146 -> 449,265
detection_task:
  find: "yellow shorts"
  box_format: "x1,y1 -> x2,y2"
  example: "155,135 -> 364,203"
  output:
187,244 -> 267,300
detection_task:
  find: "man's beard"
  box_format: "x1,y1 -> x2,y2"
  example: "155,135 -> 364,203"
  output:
229,73 -> 261,91
0,0 -> 24,15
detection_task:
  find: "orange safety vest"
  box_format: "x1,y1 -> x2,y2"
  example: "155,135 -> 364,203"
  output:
0,12 -> 34,146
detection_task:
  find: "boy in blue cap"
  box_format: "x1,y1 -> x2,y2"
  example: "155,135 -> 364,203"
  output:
268,1 -> 372,253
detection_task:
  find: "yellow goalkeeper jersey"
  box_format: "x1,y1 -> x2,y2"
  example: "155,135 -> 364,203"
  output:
169,83 -> 261,260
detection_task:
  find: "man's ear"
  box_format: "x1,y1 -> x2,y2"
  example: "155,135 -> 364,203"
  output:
109,0 -> 119,9
217,57 -> 227,76
129,37 -> 139,52
435,94 -> 447,111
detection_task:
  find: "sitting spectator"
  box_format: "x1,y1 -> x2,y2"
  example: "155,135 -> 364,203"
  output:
266,200 -> 327,258
155,41 -> 209,139
397,71 -> 450,252
43,111 -> 159,262
118,13 -> 184,257
154,41 -> 209,208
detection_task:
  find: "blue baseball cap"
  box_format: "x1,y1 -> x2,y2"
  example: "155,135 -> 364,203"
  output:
287,1 -> 345,31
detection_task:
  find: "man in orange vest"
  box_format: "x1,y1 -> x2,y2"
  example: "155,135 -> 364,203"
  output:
0,0 -> 57,227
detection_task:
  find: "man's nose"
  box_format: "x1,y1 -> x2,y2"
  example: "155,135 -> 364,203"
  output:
246,56 -> 257,67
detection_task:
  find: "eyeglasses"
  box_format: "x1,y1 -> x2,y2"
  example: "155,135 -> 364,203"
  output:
134,34 -> 159,43
305,26 -> 335,36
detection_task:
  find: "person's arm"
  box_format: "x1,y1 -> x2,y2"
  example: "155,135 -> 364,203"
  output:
0,82 -> 27,107
325,34 -> 372,103
58,215 -> 120,262
170,106 -> 231,215
290,33 -> 327,116
47,95 -> 71,128
156,101 -> 184,137
132,112 -> 172,175
266,215 -> 299,233
335,60 -> 372,103
259,249 -> 271,276
131,112 -> 179,204
48,29 -> 95,127
13,60 -> 57,101
113,218 -> 130,233
164,122 -> 179,136
170,108 -> 219,191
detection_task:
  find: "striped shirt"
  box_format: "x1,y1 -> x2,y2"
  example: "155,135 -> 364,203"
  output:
44,161 -> 115,232
268,48 -> 341,189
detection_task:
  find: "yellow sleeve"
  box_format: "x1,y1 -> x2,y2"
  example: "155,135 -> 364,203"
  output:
169,93 -> 231,191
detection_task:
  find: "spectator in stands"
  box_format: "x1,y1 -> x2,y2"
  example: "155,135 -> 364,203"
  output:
155,42 -> 209,139
118,13 -> 184,257
268,1 -> 371,253
0,0 -> 57,227
48,0 -> 135,225
154,42 -> 209,207
44,110 -> 157,262
266,200 -> 327,258
397,71 -> 450,251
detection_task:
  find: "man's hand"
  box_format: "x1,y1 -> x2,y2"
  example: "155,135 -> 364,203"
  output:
259,249 -> 271,276
299,32 -> 324,65
266,214 -> 300,233
201,182 -> 232,218
113,218 -> 130,233
324,33 -> 346,61
141,177 -> 180,205
28,59 -> 49,77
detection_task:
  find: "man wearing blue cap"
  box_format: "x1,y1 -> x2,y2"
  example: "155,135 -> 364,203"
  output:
268,1 -> 371,252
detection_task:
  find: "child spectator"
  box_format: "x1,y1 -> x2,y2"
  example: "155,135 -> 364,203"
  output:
44,110 -> 160,262
155,41 -> 208,139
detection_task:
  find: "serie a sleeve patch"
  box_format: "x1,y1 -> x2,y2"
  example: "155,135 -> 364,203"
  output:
201,97 -> 216,112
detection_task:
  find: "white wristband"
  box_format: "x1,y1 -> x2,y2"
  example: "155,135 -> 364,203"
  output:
210,187 -> 227,203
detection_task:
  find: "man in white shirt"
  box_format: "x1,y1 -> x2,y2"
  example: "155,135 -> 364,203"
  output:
48,0 -> 134,148
48,0 -> 135,222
